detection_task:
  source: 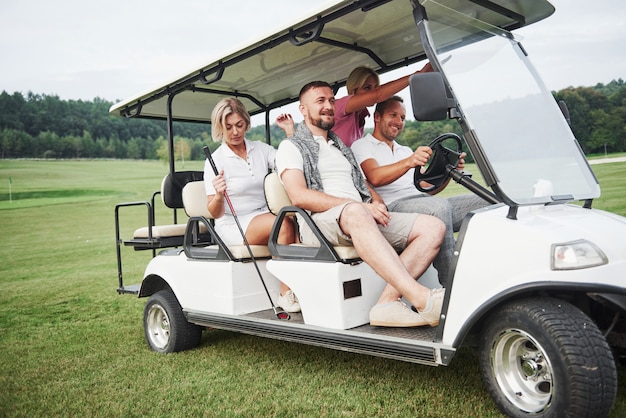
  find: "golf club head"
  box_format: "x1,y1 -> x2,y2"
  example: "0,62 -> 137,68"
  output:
274,307 -> 290,320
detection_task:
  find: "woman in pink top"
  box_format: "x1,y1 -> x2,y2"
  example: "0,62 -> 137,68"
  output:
334,63 -> 432,147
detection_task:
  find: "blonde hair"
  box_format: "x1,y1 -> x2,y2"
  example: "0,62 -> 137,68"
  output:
346,66 -> 380,95
210,98 -> 251,142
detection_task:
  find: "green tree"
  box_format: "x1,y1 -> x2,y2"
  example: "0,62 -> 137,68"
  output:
174,136 -> 191,167
38,131 -> 61,159
126,137 -> 142,159
1,81 -> 625,160
155,136 -> 169,162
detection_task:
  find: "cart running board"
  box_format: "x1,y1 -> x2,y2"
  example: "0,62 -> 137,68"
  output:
186,309 -> 456,366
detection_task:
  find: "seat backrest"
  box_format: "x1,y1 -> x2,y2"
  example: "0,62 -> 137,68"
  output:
182,181 -> 212,218
264,172 -> 292,215
161,171 -> 204,209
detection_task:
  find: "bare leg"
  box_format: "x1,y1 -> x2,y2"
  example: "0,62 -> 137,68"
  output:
245,212 -> 295,245
339,203 -> 444,310
377,213 -> 444,310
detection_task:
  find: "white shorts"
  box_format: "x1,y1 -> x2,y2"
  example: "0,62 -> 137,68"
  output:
214,207 -> 269,246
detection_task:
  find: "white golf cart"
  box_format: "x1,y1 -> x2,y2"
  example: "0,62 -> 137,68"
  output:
111,1 -> 626,416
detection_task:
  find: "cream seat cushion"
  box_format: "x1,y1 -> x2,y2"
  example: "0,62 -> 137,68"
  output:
182,181 -> 270,259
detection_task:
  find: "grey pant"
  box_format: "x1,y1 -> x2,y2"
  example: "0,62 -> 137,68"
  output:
387,194 -> 488,286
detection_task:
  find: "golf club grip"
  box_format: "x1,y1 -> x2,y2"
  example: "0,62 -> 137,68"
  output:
203,146 -> 219,176
202,145 -> 236,214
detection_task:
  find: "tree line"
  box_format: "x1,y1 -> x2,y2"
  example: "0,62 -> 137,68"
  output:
1,78 -> 624,161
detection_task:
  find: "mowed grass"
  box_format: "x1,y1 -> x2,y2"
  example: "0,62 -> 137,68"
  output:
0,158 -> 625,417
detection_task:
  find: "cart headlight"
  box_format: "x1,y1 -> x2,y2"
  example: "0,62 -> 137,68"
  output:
551,239 -> 607,270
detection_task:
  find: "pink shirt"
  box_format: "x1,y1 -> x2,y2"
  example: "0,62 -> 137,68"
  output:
333,95 -> 369,147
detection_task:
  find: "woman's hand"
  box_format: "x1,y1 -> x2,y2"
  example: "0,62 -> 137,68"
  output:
416,62 -> 433,73
212,169 -> 227,196
276,113 -> 295,137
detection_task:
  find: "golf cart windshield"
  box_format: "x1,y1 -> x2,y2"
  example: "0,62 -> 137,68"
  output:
421,0 -> 600,205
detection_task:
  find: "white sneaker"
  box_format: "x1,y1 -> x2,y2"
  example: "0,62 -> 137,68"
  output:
277,290 -> 301,313
415,288 -> 445,327
369,300 -> 424,327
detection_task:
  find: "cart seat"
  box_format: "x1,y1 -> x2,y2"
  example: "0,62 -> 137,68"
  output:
132,224 -> 187,240
115,171 -> 204,292
121,172 -> 205,250
130,173 -> 191,240
181,181 -> 270,259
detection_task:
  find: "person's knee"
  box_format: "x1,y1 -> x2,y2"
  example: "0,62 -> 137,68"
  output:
413,214 -> 445,245
340,203 -> 374,230
428,215 -> 446,240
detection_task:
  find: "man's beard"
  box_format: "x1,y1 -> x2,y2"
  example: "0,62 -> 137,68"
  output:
381,124 -> 401,141
310,114 -> 335,131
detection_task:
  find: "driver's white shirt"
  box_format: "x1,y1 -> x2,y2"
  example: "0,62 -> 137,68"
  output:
351,133 -> 423,203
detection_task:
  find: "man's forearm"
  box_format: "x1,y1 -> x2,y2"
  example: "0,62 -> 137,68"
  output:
288,187 -> 354,212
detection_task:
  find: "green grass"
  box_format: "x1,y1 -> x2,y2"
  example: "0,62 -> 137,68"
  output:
0,159 -> 625,417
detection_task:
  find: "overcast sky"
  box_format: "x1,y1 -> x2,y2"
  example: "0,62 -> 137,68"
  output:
1,0 -> 625,109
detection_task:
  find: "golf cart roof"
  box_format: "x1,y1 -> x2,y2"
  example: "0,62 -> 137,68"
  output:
109,0 -> 554,123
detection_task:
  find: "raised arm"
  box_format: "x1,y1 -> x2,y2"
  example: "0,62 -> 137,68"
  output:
344,63 -> 432,114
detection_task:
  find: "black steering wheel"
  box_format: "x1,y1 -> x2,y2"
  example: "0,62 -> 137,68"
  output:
413,133 -> 463,193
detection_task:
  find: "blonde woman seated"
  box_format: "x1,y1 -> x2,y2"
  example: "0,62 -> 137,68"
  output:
204,98 -> 300,312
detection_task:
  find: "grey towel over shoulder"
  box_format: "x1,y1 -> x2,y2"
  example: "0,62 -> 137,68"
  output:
287,122 -> 371,203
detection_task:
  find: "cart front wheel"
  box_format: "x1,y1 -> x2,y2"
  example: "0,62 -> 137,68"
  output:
143,289 -> 202,353
479,297 -> 616,417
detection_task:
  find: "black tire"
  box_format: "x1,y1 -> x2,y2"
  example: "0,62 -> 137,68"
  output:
479,297 -> 617,418
143,289 -> 202,353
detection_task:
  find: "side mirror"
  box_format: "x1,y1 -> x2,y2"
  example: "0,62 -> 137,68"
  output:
409,72 -> 450,121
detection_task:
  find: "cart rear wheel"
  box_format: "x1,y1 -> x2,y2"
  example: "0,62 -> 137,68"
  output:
479,297 -> 616,417
143,289 -> 202,353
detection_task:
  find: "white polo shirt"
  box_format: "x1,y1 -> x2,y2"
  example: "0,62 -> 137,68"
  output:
204,138 -> 275,215
351,133 -> 422,203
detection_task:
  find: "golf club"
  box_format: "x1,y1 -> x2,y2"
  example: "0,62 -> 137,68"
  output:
203,146 -> 290,320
